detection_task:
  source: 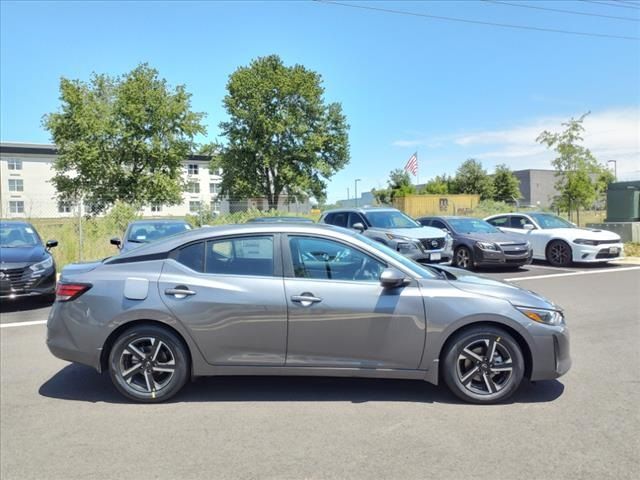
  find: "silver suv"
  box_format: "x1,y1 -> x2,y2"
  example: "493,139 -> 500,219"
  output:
320,207 -> 452,263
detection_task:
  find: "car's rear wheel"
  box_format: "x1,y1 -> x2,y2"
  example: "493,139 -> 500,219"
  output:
108,325 -> 189,403
454,246 -> 474,270
442,326 -> 524,404
546,240 -> 572,267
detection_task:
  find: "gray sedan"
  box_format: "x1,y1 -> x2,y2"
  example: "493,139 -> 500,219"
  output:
47,223 -> 570,404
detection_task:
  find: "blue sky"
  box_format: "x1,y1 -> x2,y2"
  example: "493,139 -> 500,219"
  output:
2,0 -> 639,202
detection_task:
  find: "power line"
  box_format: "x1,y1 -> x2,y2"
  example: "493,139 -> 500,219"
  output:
313,0 -> 640,41
484,0 -> 640,22
582,0 -> 640,10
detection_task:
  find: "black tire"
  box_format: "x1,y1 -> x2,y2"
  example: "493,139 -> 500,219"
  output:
546,240 -> 572,267
108,324 -> 189,403
442,326 -> 525,404
454,246 -> 474,270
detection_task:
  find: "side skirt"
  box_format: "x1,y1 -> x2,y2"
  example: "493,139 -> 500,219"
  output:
192,364 -> 431,382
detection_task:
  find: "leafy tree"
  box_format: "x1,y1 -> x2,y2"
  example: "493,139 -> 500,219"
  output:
215,55 -> 350,209
371,188 -> 391,205
537,113 -> 607,223
421,174 -> 454,194
492,164 -> 521,203
453,159 -> 494,200
43,63 -> 206,215
595,168 -> 615,208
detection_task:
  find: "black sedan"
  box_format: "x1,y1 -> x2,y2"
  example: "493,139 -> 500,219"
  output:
0,221 -> 58,299
417,216 -> 532,270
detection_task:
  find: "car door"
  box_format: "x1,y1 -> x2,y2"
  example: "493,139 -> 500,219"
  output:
283,234 -> 426,369
158,234 -> 288,365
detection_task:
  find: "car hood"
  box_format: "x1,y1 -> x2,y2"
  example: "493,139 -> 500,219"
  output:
0,245 -> 50,266
372,226 -> 445,239
544,227 -> 620,241
430,264 -> 558,310
456,232 -> 526,244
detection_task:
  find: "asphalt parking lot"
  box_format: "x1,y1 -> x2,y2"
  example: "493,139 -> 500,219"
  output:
1,261 -> 639,479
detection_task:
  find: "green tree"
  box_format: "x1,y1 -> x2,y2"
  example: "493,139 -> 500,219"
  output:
537,113 -> 607,223
43,64 -> 206,215
421,174 -> 454,194
492,164 -> 521,203
215,55 -> 350,210
453,159 -> 494,199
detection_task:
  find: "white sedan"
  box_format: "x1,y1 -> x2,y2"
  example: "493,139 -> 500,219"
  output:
484,212 -> 623,267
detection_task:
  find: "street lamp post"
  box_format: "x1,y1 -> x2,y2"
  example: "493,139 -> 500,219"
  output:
354,179 -> 361,207
607,160 -> 617,181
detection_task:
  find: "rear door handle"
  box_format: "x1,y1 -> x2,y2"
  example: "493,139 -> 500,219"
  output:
165,287 -> 196,298
291,293 -> 322,307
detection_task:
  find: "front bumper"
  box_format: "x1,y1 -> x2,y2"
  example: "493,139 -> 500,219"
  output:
571,242 -> 624,263
0,267 -> 56,299
474,246 -> 533,267
530,324 -> 571,381
408,250 -> 451,264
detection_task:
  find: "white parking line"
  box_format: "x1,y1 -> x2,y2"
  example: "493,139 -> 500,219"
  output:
0,320 -> 47,329
507,266 -> 640,282
525,264 -> 578,273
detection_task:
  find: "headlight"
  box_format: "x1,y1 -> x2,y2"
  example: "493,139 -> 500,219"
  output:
573,238 -> 598,246
476,241 -> 498,251
29,256 -> 54,273
516,306 -> 564,325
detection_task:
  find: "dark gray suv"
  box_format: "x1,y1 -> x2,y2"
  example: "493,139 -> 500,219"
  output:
320,207 -> 452,263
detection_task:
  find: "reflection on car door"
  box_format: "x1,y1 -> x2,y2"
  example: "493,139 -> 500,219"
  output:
159,235 -> 288,366
283,235 -> 426,370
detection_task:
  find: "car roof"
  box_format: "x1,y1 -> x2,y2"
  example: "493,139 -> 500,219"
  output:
128,219 -> 190,225
107,223 -> 351,261
0,220 -> 32,227
322,206 -> 399,214
247,216 -> 313,222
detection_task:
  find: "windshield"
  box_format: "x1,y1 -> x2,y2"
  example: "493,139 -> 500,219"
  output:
529,213 -> 574,229
365,210 -> 421,229
356,234 -> 438,279
448,218 -> 499,234
127,222 -> 191,243
0,224 -> 42,248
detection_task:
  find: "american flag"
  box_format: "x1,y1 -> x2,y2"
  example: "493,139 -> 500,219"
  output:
404,152 -> 418,177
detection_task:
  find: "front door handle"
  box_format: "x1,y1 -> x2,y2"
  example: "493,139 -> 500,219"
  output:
165,287 -> 196,299
291,293 -> 322,307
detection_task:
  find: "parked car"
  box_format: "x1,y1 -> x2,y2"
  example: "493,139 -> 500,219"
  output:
246,216 -> 314,223
110,219 -> 192,253
47,223 -> 570,404
417,216 -> 532,270
0,220 -> 58,300
485,212 -> 623,267
320,207 -> 452,263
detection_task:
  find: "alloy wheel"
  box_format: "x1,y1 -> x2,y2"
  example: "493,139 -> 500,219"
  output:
118,337 -> 176,394
456,337 -> 514,396
548,241 -> 571,266
456,248 -> 471,269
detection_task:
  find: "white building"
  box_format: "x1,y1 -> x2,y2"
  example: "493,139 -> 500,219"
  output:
0,142 -> 228,219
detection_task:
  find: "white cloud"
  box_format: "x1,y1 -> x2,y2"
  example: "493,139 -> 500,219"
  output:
393,107 -> 640,178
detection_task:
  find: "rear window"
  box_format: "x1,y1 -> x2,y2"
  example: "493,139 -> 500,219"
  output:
175,242 -> 205,272
205,236 -> 274,277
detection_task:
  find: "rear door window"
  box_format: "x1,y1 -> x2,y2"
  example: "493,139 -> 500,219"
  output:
487,216 -> 509,227
175,242 -> 205,272
330,212 -> 348,227
205,236 -> 274,277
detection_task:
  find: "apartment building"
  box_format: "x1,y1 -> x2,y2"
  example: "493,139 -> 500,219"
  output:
0,142 -> 229,218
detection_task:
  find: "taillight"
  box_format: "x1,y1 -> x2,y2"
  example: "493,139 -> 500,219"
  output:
55,283 -> 92,302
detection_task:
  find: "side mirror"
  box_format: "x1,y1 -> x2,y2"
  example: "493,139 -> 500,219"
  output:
46,239 -> 58,249
523,224 -> 535,231
110,237 -> 122,248
352,222 -> 365,233
380,268 -> 409,288
570,222 -> 577,227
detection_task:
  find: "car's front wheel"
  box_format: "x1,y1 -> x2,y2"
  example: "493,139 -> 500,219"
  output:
546,240 -> 572,267
442,326 -> 525,404
454,246 -> 474,270
108,324 -> 189,403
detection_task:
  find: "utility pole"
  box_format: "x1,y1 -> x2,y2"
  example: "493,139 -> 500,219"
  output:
347,187 -> 350,205
354,179 -> 361,208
